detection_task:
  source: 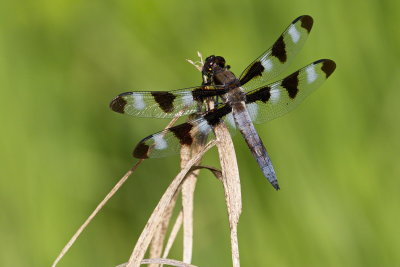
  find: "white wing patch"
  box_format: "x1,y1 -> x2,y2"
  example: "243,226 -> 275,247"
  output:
181,93 -> 194,106
133,94 -> 146,110
198,121 -> 212,134
246,103 -> 259,122
270,88 -> 281,103
306,65 -> 317,84
153,134 -> 167,150
261,58 -> 273,71
288,25 -> 300,43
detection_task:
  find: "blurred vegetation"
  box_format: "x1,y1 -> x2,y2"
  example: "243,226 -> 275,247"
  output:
1,0 -> 399,266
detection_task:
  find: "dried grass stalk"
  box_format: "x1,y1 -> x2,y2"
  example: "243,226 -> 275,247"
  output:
181,137 -> 205,263
162,211 -> 183,259
149,193 -> 178,267
149,137 -> 204,267
117,258 -> 198,267
51,112 -> 190,267
51,160 -> 144,267
125,140 -> 216,267
189,165 -> 222,181
214,123 -> 242,267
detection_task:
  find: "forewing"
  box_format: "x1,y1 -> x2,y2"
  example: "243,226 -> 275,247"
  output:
133,104 -> 233,158
239,15 -> 314,91
245,59 -> 336,124
110,86 -> 226,118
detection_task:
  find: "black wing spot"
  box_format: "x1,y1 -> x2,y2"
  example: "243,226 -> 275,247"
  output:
133,142 -> 150,159
271,35 -> 287,63
281,71 -> 299,98
151,92 -> 176,113
110,94 -> 129,113
245,86 -> 271,103
300,15 -> 313,33
170,123 -> 194,146
239,61 -> 265,85
192,88 -> 226,102
204,105 -> 232,127
321,60 -> 336,78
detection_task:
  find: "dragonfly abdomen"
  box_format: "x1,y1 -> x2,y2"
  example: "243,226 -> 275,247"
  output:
232,102 -> 279,190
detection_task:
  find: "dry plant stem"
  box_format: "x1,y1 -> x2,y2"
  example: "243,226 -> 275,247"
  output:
161,165 -> 221,262
214,124 -> 242,267
162,211 -> 183,259
190,165 -> 223,181
117,258 -> 198,267
150,140 -> 202,266
149,193 -> 178,267
51,159 -> 144,267
181,142 -> 203,264
149,111 -> 188,267
52,112 -> 184,267
149,146 -> 188,266
126,140 -> 216,267
182,176 -> 197,263
142,258 -> 198,267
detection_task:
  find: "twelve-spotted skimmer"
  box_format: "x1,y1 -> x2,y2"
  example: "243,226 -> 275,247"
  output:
110,15 -> 336,190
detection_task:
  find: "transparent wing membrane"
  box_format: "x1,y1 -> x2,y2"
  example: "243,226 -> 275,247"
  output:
240,15 -> 314,92
245,59 -> 336,124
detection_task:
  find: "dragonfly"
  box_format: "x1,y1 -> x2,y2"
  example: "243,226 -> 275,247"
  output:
110,15 -> 336,190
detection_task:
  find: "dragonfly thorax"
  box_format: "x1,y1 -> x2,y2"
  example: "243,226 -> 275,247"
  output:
202,55 -> 228,79
203,55 -> 239,87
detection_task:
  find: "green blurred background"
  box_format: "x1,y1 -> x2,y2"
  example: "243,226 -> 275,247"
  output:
1,0 -> 399,266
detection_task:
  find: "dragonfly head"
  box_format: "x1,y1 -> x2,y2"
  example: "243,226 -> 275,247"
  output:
202,55 -> 227,79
